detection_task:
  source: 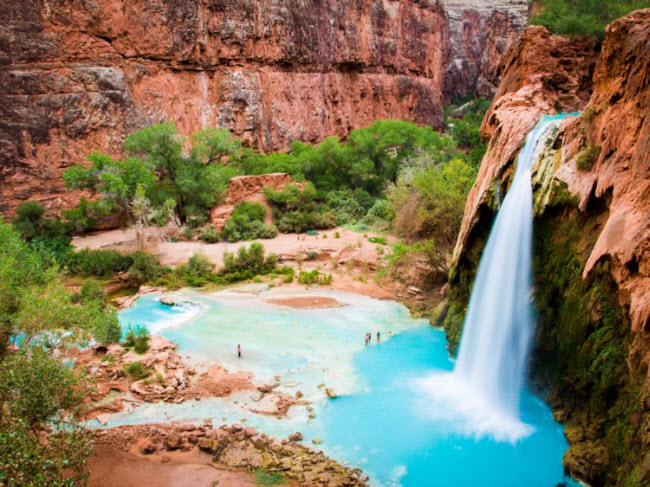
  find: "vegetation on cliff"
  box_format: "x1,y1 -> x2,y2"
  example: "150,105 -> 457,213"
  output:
532,201 -> 647,487
530,0 -> 650,38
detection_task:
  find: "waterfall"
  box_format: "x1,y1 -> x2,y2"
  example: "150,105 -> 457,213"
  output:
454,114 -> 574,418
417,114 -> 575,441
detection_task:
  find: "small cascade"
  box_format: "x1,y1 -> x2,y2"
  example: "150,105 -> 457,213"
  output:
455,114 -> 575,418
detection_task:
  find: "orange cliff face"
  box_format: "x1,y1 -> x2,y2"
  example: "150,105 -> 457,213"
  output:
453,9 -> 649,331
557,9 -> 650,333
0,0 -> 527,217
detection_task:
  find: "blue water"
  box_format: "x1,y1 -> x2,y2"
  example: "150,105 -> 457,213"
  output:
114,289 -> 578,487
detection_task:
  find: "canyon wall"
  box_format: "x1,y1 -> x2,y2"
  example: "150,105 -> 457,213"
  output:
444,10 -> 650,486
0,0 -> 526,217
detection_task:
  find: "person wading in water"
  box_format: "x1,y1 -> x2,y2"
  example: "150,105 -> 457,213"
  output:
237,344 -> 242,358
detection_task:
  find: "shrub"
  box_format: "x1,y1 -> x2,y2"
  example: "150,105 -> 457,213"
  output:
199,227 -> 221,243
187,252 -> 215,277
363,199 -> 393,225
183,227 -> 195,240
297,269 -> 333,285
221,243 -> 277,277
368,236 -> 388,245
326,188 -> 374,224
79,279 -> 107,304
255,469 -> 286,486
12,201 -> 73,248
123,324 -> 150,354
0,349 -> 92,486
576,145 -> 601,171
264,183 -> 336,233
280,266 -> 295,283
529,0 -> 650,39
389,155 -> 477,244
123,361 -> 152,381
220,202 -> 279,242
67,248 -> 133,277
91,307 -> 122,344
128,250 -> 165,285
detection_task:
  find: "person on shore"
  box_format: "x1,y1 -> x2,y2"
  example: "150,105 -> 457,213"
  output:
377,332 -> 380,343
237,344 -> 241,358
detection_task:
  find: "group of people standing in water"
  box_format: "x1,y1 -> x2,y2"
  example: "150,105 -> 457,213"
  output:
365,332 -> 380,345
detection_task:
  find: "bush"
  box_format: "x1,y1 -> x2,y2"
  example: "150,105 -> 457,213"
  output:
90,306 -> 122,344
67,248 -> 133,277
363,199 -> 393,225
128,250 -> 165,285
187,252 -> 215,277
12,201 -> 72,247
529,0 -> 650,39
123,361 -> 152,381
279,265 -> 295,283
297,269 -> 333,285
79,279 -> 107,304
264,183 -> 337,233
221,243 -> 277,277
0,348 -> 91,486
576,145 -> 601,171
183,227 -> 195,240
326,188 -> 374,225
389,155 -> 477,244
199,227 -> 221,243
220,202 -> 279,242
255,469 -> 286,486
0,347 -> 85,425
123,324 -> 150,354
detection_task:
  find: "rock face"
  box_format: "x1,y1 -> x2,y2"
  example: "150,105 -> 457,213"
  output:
209,173 -> 291,230
452,26 -> 599,263
0,0 -> 526,217
557,9 -> 650,333
440,0 -> 529,98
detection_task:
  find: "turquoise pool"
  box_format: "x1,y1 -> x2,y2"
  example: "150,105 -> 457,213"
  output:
113,288 -> 578,487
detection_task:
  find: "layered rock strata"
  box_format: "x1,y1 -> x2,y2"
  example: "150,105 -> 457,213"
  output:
0,0 -> 527,217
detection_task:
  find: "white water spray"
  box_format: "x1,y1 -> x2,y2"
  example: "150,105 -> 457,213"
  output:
418,114 -> 576,440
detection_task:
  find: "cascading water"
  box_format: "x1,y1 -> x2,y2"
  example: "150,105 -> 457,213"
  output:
418,114 -> 577,441
454,115 -> 570,417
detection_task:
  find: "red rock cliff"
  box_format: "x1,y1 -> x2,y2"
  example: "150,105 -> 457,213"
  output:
453,10 -> 650,332
0,0 -> 526,216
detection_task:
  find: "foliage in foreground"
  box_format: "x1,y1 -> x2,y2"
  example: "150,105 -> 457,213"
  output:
529,0 -> 650,38
0,348 -> 92,487
0,221 -> 122,352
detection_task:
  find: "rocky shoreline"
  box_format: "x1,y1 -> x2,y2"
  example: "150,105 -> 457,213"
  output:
92,422 -> 368,487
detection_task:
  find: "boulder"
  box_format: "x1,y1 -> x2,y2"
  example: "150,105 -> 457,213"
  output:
164,433 -> 183,451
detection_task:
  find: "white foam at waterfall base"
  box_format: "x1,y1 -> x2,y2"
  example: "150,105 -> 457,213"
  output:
413,372 -> 534,442
417,114 -> 578,443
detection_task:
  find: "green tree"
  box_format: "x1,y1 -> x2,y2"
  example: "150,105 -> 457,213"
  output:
0,348 -> 92,486
190,126 -> 242,164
